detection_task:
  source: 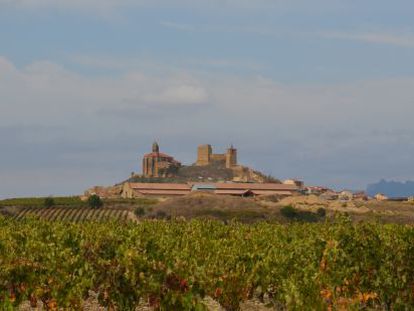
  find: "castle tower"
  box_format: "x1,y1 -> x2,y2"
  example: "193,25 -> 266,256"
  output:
225,145 -> 237,168
197,144 -> 212,166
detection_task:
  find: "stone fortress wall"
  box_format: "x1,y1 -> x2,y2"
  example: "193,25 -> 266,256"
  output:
196,144 -> 237,169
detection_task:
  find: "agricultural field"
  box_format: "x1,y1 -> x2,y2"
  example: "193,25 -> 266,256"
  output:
0,197 -> 86,208
1,195 -> 414,310
2,193 -> 414,224
13,207 -> 133,222
1,216 -> 414,310
0,196 -> 157,222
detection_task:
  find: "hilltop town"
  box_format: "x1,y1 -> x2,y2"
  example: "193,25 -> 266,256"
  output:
137,141 -> 278,183
85,142 -> 305,199
85,142 -> 414,207
3,141 -> 413,226
3,145 -> 414,310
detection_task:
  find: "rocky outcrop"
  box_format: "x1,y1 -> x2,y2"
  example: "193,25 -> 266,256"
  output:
231,165 -> 280,183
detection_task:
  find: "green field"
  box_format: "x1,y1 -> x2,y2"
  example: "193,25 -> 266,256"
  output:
1,216 -> 414,310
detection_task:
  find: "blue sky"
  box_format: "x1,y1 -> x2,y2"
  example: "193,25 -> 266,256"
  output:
1,0 -> 414,197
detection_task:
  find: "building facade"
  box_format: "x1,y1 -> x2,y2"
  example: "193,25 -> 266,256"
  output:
142,142 -> 181,177
122,182 -> 191,198
122,181 -> 299,198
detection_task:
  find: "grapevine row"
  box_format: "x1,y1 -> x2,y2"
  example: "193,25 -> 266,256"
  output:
1,216 -> 414,310
12,207 -> 129,222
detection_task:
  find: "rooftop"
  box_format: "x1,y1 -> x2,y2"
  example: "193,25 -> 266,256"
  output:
128,183 -> 191,190
214,183 -> 298,191
143,152 -> 174,159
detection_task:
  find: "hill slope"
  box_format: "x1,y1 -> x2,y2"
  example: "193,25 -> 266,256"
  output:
127,162 -> 279,184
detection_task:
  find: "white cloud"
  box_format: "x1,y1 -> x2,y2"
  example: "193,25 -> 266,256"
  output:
160,21 -> 196,32
157,20 -> 414,50
0,56 -> 17,73
0,57 -> 210,127
0,0 -> 128,10
144,85 -> 208,105
2,55 -> 414,130
71,53 -> 263,74
0,0 -> 343,12
321,31 -> 414,48
1,55 -> 414,194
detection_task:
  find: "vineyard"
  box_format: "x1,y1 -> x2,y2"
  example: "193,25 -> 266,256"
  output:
1,216 -> 414,310
0,196 -> 157,222
13,207 -> 132,222
0,197 -> 86,208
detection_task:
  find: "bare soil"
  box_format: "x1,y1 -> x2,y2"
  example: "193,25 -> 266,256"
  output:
146,192 -> 280,223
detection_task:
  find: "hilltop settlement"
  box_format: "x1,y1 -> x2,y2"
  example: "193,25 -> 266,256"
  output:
85,142 -> 413,203
85,142 -> 302,199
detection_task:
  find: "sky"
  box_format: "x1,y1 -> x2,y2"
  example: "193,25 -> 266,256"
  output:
1,0 -> 414,198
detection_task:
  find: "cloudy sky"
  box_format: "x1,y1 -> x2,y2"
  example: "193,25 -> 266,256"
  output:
1,0 -> 414,197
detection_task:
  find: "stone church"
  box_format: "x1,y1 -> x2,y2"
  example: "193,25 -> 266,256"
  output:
142,142 -> 181,177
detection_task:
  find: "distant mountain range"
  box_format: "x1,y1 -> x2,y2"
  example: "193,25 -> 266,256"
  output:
367,180 -> 414,197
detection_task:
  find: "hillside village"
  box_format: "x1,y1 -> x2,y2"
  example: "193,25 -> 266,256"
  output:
4,142 -> 412,226
85,142 -> 414,204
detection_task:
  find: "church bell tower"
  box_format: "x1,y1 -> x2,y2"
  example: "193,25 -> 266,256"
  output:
152,141 -> 160,153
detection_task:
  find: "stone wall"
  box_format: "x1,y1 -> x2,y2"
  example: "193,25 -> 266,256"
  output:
210,154 -> 226,162
225,147 -> 237,168
196,144 -> 212,166
196,144 -> 238,168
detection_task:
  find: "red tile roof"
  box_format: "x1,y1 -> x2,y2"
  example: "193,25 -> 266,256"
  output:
143,152 -> 174,159
214,183 -> 298,191
251,190 -> 294,196
129,183 -> 191,190
136,190 -> 190,195
126,182 -> 297,197
214,189 -> 252,195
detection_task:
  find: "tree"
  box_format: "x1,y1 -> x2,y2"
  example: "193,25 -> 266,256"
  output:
280,205 -> 298,219
44,197 -> 55,208
88,194 -> 103,209
134,207 -> 146,217
155,210 -> 167,219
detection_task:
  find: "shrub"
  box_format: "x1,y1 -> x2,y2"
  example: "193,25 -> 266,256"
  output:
317,208 -> 326,218
295,211 -> 317,222
155,210 -> 167,219
281,205 -> 321,223
134,207 -> 146,217
44,197 -> 55,208
280,205 -> 298,219
88,195 -> 103,209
